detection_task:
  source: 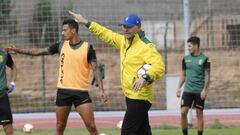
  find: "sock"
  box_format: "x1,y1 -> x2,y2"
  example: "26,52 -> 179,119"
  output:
182,128 -> 188,135
198,130 -> 203,135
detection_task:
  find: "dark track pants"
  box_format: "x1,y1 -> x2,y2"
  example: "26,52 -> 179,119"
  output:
121,97 -> 152,135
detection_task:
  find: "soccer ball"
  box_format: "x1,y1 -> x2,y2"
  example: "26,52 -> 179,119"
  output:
23,123 -> 34,133
99,133 -> 107,135
137,64 -> 151,78
116,120 -> 123,129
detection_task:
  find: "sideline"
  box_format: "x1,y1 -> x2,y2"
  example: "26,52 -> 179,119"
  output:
13,108 -> 240,119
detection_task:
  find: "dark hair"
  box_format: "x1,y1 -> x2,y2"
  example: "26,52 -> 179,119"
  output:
187,36 -> 200,48
62,19 -> 79,33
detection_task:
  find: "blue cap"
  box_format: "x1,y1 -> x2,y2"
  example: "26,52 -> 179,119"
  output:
120,14 -> 141,27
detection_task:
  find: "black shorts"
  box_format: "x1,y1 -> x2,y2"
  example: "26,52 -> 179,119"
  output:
181,92 -> 205,110
56,89 -> 92,107
0,93 -> 13,125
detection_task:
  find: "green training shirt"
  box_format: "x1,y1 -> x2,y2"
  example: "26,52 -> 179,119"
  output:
182,53 -> 210,93
0,50 -> 14,95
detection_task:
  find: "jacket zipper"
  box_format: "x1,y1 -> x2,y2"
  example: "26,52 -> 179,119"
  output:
121,40 -> 132,83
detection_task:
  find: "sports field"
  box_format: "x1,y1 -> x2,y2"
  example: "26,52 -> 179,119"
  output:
10,127 -> 240,135
0,109 -> 238,135
0,1 -> 240,135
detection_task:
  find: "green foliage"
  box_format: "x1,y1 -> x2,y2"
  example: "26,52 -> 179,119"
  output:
60,0 -> 73,22
0,0 -> 18,35
28,0 -> 74,47
29,0 -> 59,46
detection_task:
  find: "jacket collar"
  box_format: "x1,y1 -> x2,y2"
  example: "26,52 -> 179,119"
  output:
131,30 -> 145,45
137,30 -> 145,39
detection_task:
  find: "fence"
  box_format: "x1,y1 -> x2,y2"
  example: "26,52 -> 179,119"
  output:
0,0 -> 239,113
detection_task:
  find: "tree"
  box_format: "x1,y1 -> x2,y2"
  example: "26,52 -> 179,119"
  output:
29,0 -> 58,46
0,0 -> 18,35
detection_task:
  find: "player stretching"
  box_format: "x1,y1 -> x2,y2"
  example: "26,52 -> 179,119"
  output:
6,19 -> 107,135
176,36 -> 210,135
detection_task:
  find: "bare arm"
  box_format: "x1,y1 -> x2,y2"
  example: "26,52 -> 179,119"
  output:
178,70 -> 186,89
200,58 -> 211,100
176,69 -> 185,97
14,47 -> 51,56
10,62 -> 17,82
91,61 -> 108,103
91,61 -> 104,91
69,11 -> 88,24
200,69 -> 210,100
203,69 -> 210,91
176,58 -> 186,98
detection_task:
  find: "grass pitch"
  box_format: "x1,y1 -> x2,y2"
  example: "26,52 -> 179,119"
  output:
10,127 -> 240,135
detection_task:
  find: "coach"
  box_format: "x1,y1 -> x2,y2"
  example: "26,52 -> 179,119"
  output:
70,11 -> 165,135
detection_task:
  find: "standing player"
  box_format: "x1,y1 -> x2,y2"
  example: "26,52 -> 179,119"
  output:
69,11 -> 165,135
176,36 -> 210,135
6,19 -> 107,135
0,47 -> 17,135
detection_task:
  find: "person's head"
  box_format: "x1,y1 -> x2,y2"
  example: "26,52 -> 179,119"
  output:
187,36 -> 200,54
62,19 -> 79,40
120,14 -> 142,39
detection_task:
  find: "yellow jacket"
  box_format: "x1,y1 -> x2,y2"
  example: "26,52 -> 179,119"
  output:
86,22 -> 165,104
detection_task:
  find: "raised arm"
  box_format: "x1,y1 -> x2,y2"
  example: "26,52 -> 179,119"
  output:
11,45 -> 50,56
69,11 -> 123,49
69,11 -> 88,25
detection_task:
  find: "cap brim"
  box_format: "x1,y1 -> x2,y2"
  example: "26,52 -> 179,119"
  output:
119,22 -> 134,27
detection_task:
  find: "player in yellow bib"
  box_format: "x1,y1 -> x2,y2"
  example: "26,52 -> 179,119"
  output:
6,19 -> 107,135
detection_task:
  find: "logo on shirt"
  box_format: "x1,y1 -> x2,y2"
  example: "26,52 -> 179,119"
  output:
198,59 -> 203,65
0,56 -> 3,62
185,59 -> 191,63
60,53 -> 65,84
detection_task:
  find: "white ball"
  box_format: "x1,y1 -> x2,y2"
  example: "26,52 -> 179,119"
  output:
137,64 -> 151,78
99,133 -> 106,135
23,123 -> 34,133
116,120 -> 123,129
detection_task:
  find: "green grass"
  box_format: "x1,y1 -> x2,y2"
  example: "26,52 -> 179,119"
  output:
6,127 -> 240,135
